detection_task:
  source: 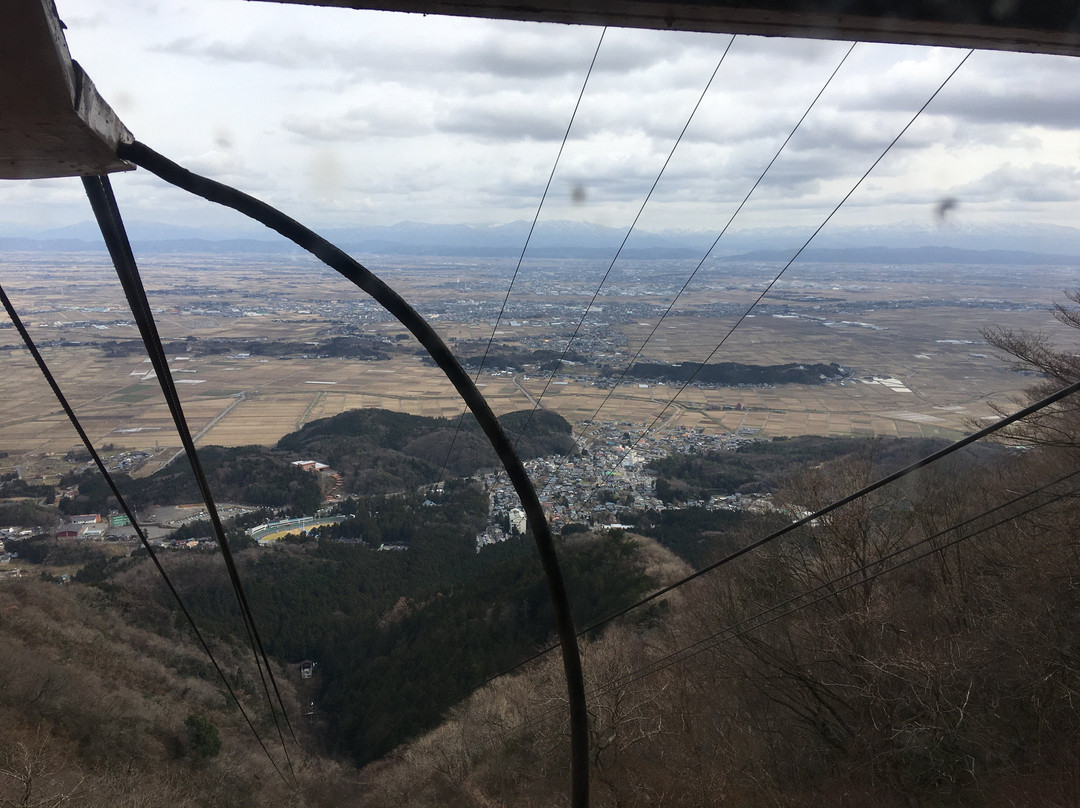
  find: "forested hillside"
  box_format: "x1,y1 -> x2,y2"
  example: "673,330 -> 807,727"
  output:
60,446 -> 322,514
358,436 -> 1080,807
342,297 -> 1080,806
52,407 -> 573,513
99,481 -> 656,766
0,576 -> 356,807
277,407 -> 574,487
9,417 -> 1075,806
648,434 -> 995,503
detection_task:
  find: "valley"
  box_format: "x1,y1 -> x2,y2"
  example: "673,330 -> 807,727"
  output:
1,246 -> 1078,806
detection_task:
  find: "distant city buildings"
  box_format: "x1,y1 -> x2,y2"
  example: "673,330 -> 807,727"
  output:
476,422 -> 759,549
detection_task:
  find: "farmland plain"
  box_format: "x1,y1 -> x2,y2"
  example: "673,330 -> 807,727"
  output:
0,250 -> 1075,478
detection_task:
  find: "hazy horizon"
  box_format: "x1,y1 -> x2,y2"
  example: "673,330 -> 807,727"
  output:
4,2 -> 1080,241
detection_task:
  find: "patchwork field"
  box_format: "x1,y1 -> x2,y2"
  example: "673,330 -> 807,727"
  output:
1,252 -> 1075,477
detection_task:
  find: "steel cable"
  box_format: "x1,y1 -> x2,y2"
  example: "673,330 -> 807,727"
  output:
0,280 -> 296,788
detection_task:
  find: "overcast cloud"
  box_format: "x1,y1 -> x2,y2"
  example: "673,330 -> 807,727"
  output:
2,0 -> 1079,238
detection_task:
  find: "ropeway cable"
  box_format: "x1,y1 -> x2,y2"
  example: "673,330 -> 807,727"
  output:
596,48 -> 976,486
0,280 -> 295,788
500,468 -> 1080,740
459,373 -> 1080,696
112,141 -> 591,808
436,27 -> 607,484
509,34 -> 738,450
83,173 -> 299,780
537,41 -> 857,493
82,175 -> 300,785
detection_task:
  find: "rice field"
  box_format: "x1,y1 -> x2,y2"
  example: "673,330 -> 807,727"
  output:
1,253 -> 1072,477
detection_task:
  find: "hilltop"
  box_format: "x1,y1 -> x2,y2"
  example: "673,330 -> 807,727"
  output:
277,406 -> 574,487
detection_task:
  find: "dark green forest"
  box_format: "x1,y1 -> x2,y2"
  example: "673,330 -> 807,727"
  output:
58,446 -> 322,515
648,434 -> 996,503
53,407 -> 574,515
625,360 -> 849,385
99,335 -> 400,361
278,406 -> 574,486
130,481 -> 654,764
628,506 -> 763,568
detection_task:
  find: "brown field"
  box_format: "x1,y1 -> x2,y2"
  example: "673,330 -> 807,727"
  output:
1,252 -> 1076,477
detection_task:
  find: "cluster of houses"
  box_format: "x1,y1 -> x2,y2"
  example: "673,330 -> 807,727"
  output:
1,527 -> 35,574
476,422 -> 761,548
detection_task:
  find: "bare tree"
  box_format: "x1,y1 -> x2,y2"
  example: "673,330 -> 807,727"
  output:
982,289 -> 1080,448
0,727 -> 84,808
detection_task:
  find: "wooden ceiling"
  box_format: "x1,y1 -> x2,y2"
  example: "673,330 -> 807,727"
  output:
265,1 -> 1080,57
4,0 -> 1079,179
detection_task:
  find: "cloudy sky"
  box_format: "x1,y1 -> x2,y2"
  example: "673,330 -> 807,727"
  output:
5,0 -> 1080,238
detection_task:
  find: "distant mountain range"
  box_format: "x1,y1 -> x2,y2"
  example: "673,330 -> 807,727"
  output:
2,219 -> 1080,265
728,246 -> 1080,266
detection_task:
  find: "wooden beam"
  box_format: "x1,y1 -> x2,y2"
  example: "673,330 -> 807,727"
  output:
0,0 -> 132,179
263,0 -> 1080,57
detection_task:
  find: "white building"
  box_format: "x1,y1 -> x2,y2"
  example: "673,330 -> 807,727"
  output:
509,507 -> 528,535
